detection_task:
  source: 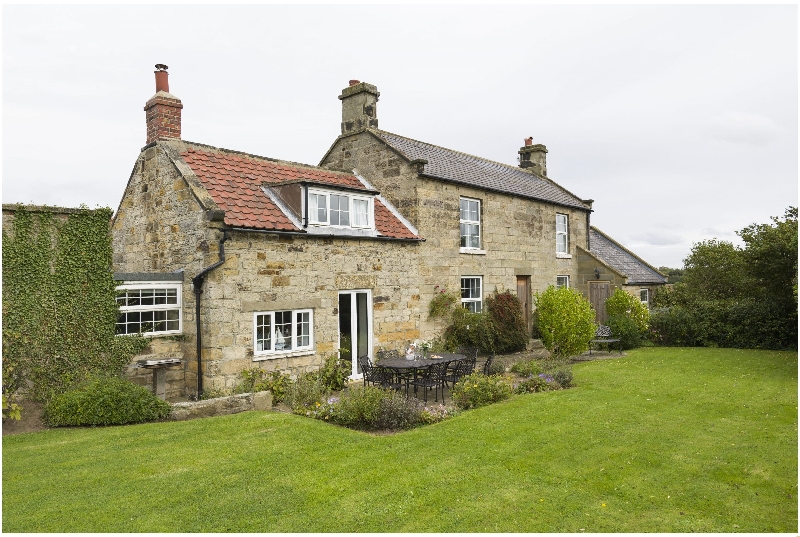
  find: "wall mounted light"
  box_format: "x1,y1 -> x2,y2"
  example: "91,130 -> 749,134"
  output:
594,268 -> 601,279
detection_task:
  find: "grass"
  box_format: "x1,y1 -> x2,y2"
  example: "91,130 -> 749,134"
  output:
3,347 -> 797,532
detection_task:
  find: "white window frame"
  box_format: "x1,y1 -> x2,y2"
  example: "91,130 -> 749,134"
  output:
461,276 -> 483,313
556,275 -> 570,288
556,213 -> 569,256
307,187 -> 374,230
253,309 -> 314,358
115,282 -> 182,336
460,197 -> 482,251
640,288 -> 649,307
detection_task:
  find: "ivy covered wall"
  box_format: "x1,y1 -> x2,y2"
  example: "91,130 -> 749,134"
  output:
2,204 -> 146,405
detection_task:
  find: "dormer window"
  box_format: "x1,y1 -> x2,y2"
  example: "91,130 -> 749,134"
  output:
307,188 -> 373,229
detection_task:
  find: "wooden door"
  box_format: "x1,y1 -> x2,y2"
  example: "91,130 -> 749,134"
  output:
516,276 -> 531,331
589,282 -> 611,324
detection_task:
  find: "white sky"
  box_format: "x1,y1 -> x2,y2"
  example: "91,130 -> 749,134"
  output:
3,4 -> 797,268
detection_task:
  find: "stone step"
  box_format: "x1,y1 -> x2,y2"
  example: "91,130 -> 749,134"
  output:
526,338 -> 545,351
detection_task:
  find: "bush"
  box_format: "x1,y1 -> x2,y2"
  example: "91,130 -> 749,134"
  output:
43,376 -> 171,427
510,359 -> 542,377
533,286 -> 597,359
486,291 -> 528,353
605,289 -> 649,333
306,354 -> 350,392
238,369 -> 292,404
513,375 -> 554,394
329,387 -> 422,431
451,372 -> 512,410
607,314 -> 644,350
285,374 -> 329,414
443,307 -> 496,354
552,368 -> 574,388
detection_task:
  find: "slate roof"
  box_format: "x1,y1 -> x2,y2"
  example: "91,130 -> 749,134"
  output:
180,144 -> 419,240
590,227 -> 667,285
372,130 -> 590,211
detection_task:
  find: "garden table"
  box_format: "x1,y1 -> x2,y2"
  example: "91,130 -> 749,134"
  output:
376,353 -> 466,397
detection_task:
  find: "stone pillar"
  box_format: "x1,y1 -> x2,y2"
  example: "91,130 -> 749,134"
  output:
339,80 -> 380,134
144,65 -> 183,144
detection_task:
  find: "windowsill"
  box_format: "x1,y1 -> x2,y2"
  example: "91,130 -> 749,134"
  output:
556,252 -> 572,259
460,247 -> 487,255
253,349 -> 315,361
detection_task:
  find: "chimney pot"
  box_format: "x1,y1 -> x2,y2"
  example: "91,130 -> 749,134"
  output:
524,137 -> 533,146
349,79 -> 360,87
154,64 -> 170,93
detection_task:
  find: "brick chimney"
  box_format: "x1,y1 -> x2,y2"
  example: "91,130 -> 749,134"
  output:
518,137 -> 548,176
144,64 -> 183,144
338,80 -> 379,134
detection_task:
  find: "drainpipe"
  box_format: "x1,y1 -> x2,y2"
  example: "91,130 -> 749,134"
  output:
191,230 -> 231,399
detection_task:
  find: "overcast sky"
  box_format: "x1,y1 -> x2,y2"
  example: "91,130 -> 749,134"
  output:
3,4 -> 797,268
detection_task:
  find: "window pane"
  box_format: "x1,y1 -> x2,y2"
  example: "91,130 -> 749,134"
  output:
141,289 -> 155,305
275,311 -> 293,350
556,214 -> 567,233
297,312 -> 310,347
255,314 -> 272,352
353,199 -> 369,227
330,194 -> 350,226
557,234 -> 567,253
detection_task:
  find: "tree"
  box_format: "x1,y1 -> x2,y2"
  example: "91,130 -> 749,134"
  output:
533,286 -> 596,359
486,291 -> 528,354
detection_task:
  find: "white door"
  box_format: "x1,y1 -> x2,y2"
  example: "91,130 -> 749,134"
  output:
338,290 -> 373,379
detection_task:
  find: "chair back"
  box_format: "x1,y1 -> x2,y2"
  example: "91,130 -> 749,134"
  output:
376,349 -> 399,361
427,361 -> 449,382
357,355 -> 375,380
482,354 -> 495,375
596,325 -> 612,337
460,357 -> 476,376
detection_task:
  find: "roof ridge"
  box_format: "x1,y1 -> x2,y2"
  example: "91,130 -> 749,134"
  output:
178,140 -> 358,178
373,129 -> 533,175
591,226 -> 667,279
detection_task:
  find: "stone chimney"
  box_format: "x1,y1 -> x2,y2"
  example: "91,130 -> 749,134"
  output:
144,64 -> 183,144
338,80 -> 379,134
518,137 -> 548,176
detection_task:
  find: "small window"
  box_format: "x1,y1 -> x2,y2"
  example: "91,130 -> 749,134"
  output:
460,198 -> 481,249
461,276 -> 483,313
556,276 -> 570,288
254,309 -> 314,356
116,283 -> 182,336
556,214 -> 569,254
640,289 -> 649,306
307,188 -> 373,229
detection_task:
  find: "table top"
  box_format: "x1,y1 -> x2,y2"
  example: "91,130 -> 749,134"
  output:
377,353 -> 466,370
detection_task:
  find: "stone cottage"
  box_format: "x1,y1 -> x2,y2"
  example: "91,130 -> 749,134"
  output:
112,67 -> 664,398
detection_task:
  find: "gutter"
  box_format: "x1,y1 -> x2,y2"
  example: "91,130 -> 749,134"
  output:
191,229 -> 231,399
221,226 -> 424,242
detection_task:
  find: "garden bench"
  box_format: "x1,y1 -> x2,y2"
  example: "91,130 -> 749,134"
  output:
589,325 -> 622,356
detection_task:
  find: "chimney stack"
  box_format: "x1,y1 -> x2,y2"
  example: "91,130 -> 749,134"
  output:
338,80 -> 379,134
144,64 -> 183,144
518,137 -> 548,176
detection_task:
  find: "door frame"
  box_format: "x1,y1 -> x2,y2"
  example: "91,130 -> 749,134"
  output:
337,289 -> 373,379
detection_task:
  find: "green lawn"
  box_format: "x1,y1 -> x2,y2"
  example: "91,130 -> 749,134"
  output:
3,347 -> 797,532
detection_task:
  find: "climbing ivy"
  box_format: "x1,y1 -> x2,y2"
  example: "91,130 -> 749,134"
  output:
2,205 -> 148,412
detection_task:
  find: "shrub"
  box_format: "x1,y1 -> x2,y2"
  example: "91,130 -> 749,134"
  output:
552,368 -> 574,388
533,286 -> 597,359
428,285 -> 460,319
605,289 -> 650,334
514,375 -> 554,394
607,314 -> 643,350
485,357 -> 507,375
419,403 -> 458,425
285,374 -> 329,414
451,372 -> 512,410
307,354 -> 350,392
238,369 -> 292,404
443,307 -> 496,354
486,291 -> 528,353
510,359 -> 542,377
43,376 -> 171,427
329,387 -> 422,431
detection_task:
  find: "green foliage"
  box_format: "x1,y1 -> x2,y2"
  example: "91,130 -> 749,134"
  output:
533,286 -> 597,359
451,372 -> 512,410
607,314 -> 644,350
2,205 -> 148,407
485,291 -> 528,353
285,373 -> 329,414
443,307 -> 496,354
650,208 -> 797,350
658,266 -> 684,284
428,285 -> 460,318
513,375 -> 554,394
510,359 -> 542,377
305,354 -> 350,392
237,369 -> 292,404
2,393 -> 22,421
605,289 -> 649,333
552,369 -> 573,388
327,387 -> 422,431
43,376 -> 171,426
